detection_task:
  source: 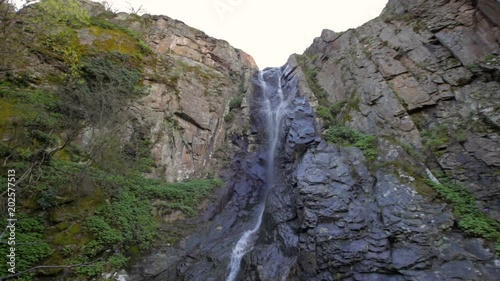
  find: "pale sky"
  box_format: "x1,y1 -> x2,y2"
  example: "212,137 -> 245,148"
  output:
16,0 -> 389,68
99,0 -> 388,68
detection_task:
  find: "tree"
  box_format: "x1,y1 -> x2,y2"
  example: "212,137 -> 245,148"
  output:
0,0 -> 89,73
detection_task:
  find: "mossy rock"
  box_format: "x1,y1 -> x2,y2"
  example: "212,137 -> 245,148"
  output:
49,190 -> 107,222
84,26 -> 142,58
52,223 -> 89,246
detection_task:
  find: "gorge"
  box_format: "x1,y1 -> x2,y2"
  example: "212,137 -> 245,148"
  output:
0,0 -> 499,280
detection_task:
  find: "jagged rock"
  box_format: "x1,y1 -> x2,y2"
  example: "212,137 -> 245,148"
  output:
320,29 -> 340,43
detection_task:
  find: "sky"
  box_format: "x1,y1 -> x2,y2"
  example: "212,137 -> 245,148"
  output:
98,0 -> 389,68
16,0 -> 389,68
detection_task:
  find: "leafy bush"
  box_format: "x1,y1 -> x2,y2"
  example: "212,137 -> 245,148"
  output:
229,95 -> 244,110
140,178 -> 223,212
426,175 -> 500,251
324,126 -> 378,160
108,254 -> 129,268
224,111 -> 235,123
315,100 -> 347,126
71,259 -> 105,278
0,215 -> 53,278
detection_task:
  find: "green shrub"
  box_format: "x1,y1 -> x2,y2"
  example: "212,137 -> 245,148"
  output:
229,95 -> 244,110
72,259 -> 105,278
426,175 -> 500,251
0,215 -> 53,278
108,254 -> 129,268
139,178 -> 223,211
224,111 -> 235,123
324,125 -> 378,161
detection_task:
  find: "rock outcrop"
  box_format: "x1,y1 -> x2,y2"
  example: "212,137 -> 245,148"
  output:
304,0 -> 500,215
114,12 -> 257,181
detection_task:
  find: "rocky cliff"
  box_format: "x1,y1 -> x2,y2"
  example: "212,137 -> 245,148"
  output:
237,0 -> 500,279
1,0 -> 499,280
84,5 -> 257,182
0,0 -> 257,279
129,0 -> 500,280
302,0 -> 499,221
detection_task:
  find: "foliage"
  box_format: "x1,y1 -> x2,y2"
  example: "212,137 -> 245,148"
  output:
82,175 -> 222,257
315,100 -> 347,126
41,28 -> 84,77
426,174 -> 500,251
90,17 -> 152,55
85,190 -> 157,251
0,82 -> 64,161
324,125 -> 378,161
108,254 -> 129,268
31,0 -> 90,28
139,178 -> 223,213
224,111 -> 235,123
71,259 -> 105,278
58,53 -> 145,127
229,95 -> 244,110
0,215 -> 53,279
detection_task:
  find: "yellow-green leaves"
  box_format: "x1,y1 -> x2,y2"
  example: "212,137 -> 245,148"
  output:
33,0 -> 90,28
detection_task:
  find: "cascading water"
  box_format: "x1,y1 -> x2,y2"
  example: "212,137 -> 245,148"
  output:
226,68 -> 289,281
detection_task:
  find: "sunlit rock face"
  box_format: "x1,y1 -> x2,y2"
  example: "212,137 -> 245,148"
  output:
85,11 -> 259,182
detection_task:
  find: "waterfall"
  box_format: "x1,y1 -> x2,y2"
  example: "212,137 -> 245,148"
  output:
226,68 -> 288,281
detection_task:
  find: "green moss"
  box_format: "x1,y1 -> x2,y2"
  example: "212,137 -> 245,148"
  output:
89,26 -> 141,56
52,223 -> 89,246
89,17 -> 152,55
0,99 -> 13,128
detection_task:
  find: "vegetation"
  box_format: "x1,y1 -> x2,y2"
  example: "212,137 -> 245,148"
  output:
0,215 -> 53,280
426,172 -> 500,252
224,94 -> 245,123
295,54 -> 327,105
313,97 -> 377,161
229,94 -> 244,110
315,101 -> 347,127
0,1 -> 223,279
324,126 -> 378,161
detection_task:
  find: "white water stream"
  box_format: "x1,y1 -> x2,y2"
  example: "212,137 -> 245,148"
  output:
226,68 -> 289,281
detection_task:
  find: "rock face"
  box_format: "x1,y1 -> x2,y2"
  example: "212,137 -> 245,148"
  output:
74,7 -> 258,182
235,57 -> 499,280
127,0 -> 500,280
132,14 -> 257,181
304,0 -> 500,211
